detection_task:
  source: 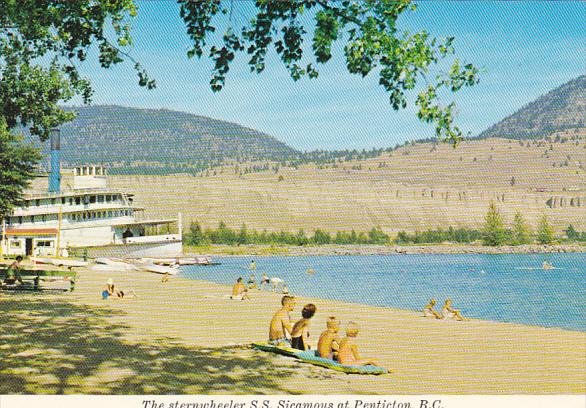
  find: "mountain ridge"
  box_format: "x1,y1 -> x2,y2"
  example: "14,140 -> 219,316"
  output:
475,75 -> 586,140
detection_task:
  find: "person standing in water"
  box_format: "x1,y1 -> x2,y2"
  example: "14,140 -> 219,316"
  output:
260,273 -> 270,290
249,260 -> 257,271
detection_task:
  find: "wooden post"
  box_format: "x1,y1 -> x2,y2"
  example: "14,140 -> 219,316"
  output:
56,206 -> 63,257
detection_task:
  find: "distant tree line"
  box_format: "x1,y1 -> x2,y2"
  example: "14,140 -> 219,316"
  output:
185,222 -> 390,246
185,207 -> 585,247
396,227 -> 483,244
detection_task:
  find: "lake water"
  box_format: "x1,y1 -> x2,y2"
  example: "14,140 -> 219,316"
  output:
180,253 -> 586,332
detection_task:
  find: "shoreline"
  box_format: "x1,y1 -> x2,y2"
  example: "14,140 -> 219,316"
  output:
1,264 -> 585,394
185,243 -> 586,256
181,274 -> 586,334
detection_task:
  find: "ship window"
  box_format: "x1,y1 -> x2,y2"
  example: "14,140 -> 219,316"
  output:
75,197 -> 81,205
41,215 -> 46,222
61,197 -> 66,204
98,195 -> 104,203
35,199 -> 40,206
31,216 -> 35,223
10,241 -> 21,248
69,198 -> 73,205
36,241 -> 53,247
90,196 -> 96,204
83,213 -> 87,220
108,211 -> 112,217
106,195 -> 111,202
18,216 -> 22,224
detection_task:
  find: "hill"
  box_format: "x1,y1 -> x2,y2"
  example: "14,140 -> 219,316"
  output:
30,105 -> 301,173
32,136 -> 582,236
476,75 -> 586,140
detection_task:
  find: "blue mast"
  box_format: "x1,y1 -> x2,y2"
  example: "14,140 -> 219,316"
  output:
48,128 -> 61,193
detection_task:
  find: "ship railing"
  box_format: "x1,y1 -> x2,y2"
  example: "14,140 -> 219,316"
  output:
121,234 -> 181,245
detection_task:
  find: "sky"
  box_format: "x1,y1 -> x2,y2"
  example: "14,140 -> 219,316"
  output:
69,1 -> 585,151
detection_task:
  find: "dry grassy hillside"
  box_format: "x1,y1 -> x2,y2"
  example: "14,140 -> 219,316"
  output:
94,137 -> 585,236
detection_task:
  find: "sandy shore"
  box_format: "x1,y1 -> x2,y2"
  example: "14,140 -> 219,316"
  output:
184,243 -> 586,256
1,264 -> 585,394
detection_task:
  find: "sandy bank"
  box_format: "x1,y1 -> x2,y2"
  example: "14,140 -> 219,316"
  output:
1,264 -> 584,394
185,243 -> 586,256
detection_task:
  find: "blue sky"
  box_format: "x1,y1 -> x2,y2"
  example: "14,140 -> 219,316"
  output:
70,1 -> 585,151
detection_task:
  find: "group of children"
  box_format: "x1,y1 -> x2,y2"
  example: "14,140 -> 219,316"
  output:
268,295 -> 384,368
423,298 -> 465,321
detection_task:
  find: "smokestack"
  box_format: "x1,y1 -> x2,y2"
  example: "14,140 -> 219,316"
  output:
48,128 -> 61,193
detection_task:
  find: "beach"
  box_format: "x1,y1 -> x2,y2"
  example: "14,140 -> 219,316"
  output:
0,265 -> 584,394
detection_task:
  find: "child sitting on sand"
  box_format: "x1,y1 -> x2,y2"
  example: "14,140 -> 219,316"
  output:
423,299 -> 441,319
290,303 -> 317,351
441,299 -> 465,321
317,316 -> 341,359
338,322 -> 385,368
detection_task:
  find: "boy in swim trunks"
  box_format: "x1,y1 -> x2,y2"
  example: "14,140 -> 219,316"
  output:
290,303 -> 316,351
317,316 -> 341,359
269,295 -> 295,345
338,322 -> 386,369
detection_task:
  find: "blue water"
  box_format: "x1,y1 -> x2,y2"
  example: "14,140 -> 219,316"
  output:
180,253 -> 586,332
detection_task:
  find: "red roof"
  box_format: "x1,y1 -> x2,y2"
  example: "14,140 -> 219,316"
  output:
5,228 -> 58,236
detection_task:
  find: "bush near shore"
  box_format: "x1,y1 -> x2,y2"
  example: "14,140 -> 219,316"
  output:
185,221 -> 586,247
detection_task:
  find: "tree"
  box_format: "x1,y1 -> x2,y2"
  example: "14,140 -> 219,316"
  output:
237,223 -> 249,245
0,121 -> 41,218
482,202 -> 506,246
1,1 -> 477,143
1,1 -> 479,213
511,211 -> 532,245
187,221 -> 205,246
565,224 -> 579,240
536,215 -> 554,244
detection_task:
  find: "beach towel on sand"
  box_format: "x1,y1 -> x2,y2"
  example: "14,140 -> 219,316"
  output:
252,342 -> 388,375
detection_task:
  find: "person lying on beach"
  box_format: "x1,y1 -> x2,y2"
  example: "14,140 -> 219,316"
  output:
102,285 -> 136,299
338,322 -> 385,368
269,295 -> 295,345
3,256 -> 24,285
317,316 -> 341,360
423,299 -> 441,319
441,299 -> 465,321
231,277 -> 250,300
291,304 -> 317,351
